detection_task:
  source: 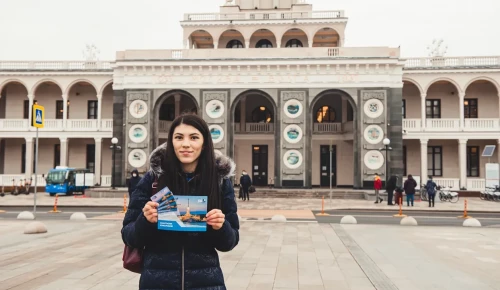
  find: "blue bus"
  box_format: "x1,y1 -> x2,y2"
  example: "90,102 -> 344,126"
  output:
45,167 -> 92,196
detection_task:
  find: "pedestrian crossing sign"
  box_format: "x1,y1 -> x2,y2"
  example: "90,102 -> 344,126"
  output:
32,104 -> 44,128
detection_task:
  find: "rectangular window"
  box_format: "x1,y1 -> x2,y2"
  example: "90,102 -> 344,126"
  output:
347,103 -> 354,121
24,100 -> 29,119
403,146 -> 407,176
464,99 -> 478,118
54,144 -> 60,168
402,99 -> 406,118
159,104 -> 175,121
467,146 -> 480,177
426,99 -> 441,119
86,144 -> 95,173
87,101 -> 98,119
427,146 -> 443,177
56,100 -> 69,119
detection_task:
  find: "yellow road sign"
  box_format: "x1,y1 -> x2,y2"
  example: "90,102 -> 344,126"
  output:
32,104 -> 44,128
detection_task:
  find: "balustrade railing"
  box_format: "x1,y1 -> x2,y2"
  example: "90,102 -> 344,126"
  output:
0,61 -> 112,71
0,119 -> 113,132
405,56 -> 500,68
183,10 -> 344,21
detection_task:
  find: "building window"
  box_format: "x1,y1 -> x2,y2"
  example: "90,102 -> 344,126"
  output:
426,99 -> 441,119
467,146 -> 480,177
251,106 -> 272,123
226,40 -> 243,48
159,104 -> 175,121
23,100 -> 38,119
403,145 -> 407,176
402,99 -> 406,118
54,144 -> 60,168
86,144 -> 96,173
464,99 -> 478,118
285,39 -> 303,47
427,146 -> 443,177
347,103 -> 354,122
56,100 -> 69,119
256,39 -> 273,48
316,106 -> 336,123
88,101 -> 97,119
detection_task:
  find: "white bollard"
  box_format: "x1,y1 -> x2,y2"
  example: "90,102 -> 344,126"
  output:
400,216 -> 418,226
17,211 -> 35,220
24,221 -> 47,234
463,218 -> 481,227
271,214 -> 287,222
340,215 -> 357,224
70,212 -> 87,221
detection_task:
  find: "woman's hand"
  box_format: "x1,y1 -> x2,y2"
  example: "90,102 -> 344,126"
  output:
206,209 -> 225,230
143,201 -> 159,223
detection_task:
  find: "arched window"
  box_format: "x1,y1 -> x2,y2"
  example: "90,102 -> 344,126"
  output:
251,106 -> 273,123
226,39 -> 243,48
316,106 -> 336,123
256,39 -> 273,48
285,39 -> 303,47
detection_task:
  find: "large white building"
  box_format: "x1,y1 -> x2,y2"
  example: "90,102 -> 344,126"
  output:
0,0 -> 499,190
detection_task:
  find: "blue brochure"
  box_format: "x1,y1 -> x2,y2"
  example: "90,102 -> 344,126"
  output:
151,187 -> 208,232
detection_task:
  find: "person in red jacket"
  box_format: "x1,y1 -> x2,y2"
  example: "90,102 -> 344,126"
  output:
374,173 -> 383,203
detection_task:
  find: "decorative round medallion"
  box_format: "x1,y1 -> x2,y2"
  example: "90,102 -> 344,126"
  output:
283,124 -> 303,144
205,100 -> 224,119
363,150 -> 385,170
363,125 -> 384,145
209,125 -> 224,144
128,124 -> 148,143
363,99 -> 384,119
128,149 -> 147,168
283,150 -> 303,169
129,100 -> 148,119
283,99 -> 303,119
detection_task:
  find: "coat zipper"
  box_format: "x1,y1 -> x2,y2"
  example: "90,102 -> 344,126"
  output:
182,246 -> 185,290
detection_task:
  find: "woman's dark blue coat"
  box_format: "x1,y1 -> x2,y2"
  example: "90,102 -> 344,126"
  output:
121,144 -> 239,290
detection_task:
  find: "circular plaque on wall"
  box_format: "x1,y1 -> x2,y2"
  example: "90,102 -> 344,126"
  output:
283,99 -> 303,119
205,100 -> 224,119
283,150 -> 303,169
128,149 -> 147,168
129,124 -> 148,143
129,100 -> 148,119
363,99 -> 384,119
363,150 -> 385,170
283,124 -> 303,144
363,125 -> 384,145
209,125 -> 224,144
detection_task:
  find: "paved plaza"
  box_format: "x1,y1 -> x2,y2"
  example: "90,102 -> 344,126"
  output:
1,218 -> 500,290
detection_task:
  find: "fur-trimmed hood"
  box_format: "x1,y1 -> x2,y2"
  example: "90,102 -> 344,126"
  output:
148,142 -> 236,183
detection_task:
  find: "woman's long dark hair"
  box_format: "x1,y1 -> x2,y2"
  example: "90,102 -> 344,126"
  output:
157,113 -> 221,211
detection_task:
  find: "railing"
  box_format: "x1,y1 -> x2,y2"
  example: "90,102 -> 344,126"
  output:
434,178 -> 460,190
0,174 -> 112,187
101,175 -> 112,186
403,118 -> 500,132
405,56 -> 500,69
183,10 -> 345,21
467,179 -> 486,191
117,47 -> 400,60
425,119 -> 460,131
0,119 -> 113,132
313,122 -> 342,133
0,61 -> 113,71
403,119 -> 421,132
245,123 -> 274,133
464,118 -> 500,131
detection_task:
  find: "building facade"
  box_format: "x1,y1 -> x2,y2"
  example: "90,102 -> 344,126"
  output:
0,0 -> 499,190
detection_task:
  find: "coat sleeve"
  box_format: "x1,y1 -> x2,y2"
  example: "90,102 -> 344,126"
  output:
209,178 -> 240,252
121,172 -> 158,249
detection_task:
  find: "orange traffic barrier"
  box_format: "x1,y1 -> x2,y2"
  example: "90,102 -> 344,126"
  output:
315,196 -> 330,216
48,194 -> 62,213
119,194 -> 128,213
393,197 -> 407,218
458,198 -> 471,219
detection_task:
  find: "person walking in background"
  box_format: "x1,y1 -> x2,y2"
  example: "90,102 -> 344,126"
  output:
426,175 -> 437,207
127,169 -> 141,198
239,170 -> 252,201
403,174 -> 417,206
373,173 -> 383,203
386,175 -> 398,205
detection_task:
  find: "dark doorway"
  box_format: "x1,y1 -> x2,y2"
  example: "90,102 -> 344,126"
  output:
320,145 -> 337,187
252,145 -> 268,186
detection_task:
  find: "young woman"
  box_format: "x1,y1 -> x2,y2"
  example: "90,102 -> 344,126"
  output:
121,113 -> 239,290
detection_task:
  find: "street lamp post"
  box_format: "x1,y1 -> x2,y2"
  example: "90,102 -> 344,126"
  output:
110,137 -> 121,189
379,138 -> 392,189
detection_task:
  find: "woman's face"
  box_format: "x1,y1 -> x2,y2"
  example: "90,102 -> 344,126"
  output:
172,123 -> 204,171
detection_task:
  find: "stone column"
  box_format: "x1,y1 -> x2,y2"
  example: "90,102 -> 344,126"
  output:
96,94 -> 102,130
459,92 -> 465,131
60,137 -> 68,167
341,98 -> 347,123
245,39 -> 250,49
25,138 -> 34,179
174,94 -> 181,117
94,138 -> 102,186
420,139 -> 428,184
420,93 -> 426,130
458,139 -> 467,189
308,40 -> 313,48
62,94 -> 68,129
240,96 -> 246,133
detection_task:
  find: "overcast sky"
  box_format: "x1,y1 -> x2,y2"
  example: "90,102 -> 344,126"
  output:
0,0 -> 498,61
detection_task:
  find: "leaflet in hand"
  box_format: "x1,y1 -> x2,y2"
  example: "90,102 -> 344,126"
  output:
151,186 -> 208,232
